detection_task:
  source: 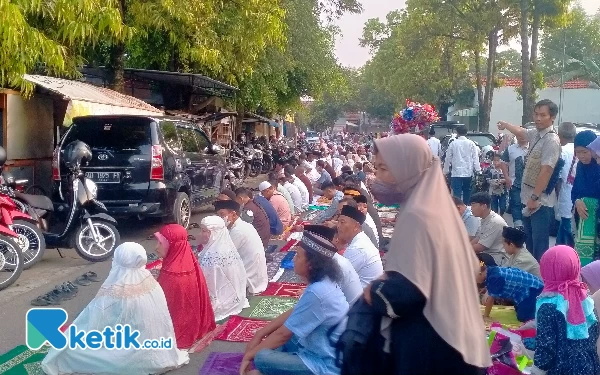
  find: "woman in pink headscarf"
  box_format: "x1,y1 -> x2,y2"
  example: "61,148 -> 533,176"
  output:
533,245 -> 599,375
350,134 -> 490,374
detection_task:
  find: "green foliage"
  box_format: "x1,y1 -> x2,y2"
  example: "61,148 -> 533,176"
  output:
0,0 -> 129,94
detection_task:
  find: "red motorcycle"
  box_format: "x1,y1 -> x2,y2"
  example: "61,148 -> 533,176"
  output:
0,174 -> 46,269
0,192 -> 24,290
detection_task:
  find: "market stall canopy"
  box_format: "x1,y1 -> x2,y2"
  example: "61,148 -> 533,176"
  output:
81,67 -> 238,98
23,74 -> 162,113
346,121 -> 358,127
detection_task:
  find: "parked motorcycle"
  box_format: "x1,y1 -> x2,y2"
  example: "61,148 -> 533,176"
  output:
261,144 -> 273,173
226,155 -> 247,190
0,174 -> 46,269
0,150 -> 26,290
250,145 -> 263,177
6,141 -> 120,262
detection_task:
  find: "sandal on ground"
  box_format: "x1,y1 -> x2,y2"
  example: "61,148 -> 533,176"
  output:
83,271 -> 100,282
31,296 -> 53,306
57,285 -> 77,299
65,281 -> 79,291
74,275 -> 91,286
147,253 -> 159,261
48,289 -> 66,302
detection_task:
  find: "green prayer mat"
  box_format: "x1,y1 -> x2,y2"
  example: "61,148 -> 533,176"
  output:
239,296 -> 298,320
481,305 -> 521,329
0,345 -> 49,374
576,197 -> 599,267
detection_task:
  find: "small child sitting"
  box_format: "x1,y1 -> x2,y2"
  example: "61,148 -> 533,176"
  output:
502,226 -> 541,279
477,263 -> 543,323
532,245 -> 600,375
486,153 -> 507,215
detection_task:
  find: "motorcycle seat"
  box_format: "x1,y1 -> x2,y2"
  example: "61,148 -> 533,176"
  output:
14,192 -> 54,211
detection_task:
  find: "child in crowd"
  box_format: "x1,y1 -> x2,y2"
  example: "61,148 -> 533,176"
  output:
477,264 -> 543,323
486,153 -> 507,215
503,226 -> 541,279
532,245 -> 600,375
353,162 -> 366,182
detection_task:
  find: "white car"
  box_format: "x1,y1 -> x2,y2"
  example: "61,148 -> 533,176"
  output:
305,131 -> 319,145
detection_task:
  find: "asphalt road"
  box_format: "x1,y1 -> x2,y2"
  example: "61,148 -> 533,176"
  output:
0,177 -> 263,374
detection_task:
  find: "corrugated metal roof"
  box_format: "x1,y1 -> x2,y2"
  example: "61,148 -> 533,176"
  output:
23,74 -> 162,113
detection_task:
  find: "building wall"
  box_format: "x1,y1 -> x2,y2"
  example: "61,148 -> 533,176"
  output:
449,87 -> 600,135
7,94 -> 54,160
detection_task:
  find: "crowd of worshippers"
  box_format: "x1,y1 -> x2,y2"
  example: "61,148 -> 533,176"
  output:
40,122 -> 600,375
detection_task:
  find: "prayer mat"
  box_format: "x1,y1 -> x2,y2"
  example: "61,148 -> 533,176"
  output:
215,316 -> 270,342
0,345 -> 49,375
146,259 -> 162,279
481,305 -> 521,330
189,324 -> 226,354
279,239 -> 298,253
199,352 -> 254,375
278,269 -> 304,284
240,296 -> 298,320
575,197 -> 599,267
280,251 -> 296,270
259,282 -> 306,297
266,252 -> 287,280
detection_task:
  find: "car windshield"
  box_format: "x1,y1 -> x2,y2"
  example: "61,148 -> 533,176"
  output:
467,135 -> 495,148
65,118 -> 152,154
306,131 -> 318,138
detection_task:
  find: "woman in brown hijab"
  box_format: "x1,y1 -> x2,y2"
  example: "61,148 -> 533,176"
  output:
362,134 -> 490,374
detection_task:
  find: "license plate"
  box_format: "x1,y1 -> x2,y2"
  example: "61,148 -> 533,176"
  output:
85,171 -> 121,183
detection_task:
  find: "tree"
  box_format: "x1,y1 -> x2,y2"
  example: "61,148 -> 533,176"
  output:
0,0 -> 128,94
496,49 -> 523,77
539,4 -> 600,85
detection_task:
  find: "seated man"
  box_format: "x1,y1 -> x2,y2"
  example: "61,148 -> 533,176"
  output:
234,187 -> 271,248
259,181 -> 292,228
324,198 -> 378,248
503,226 -> 541,279
452,196 -> 481,239
470,192 -> 508,266
240,230 -> 348,375
336,205 -> 383,287
215,200 -> 268,294
353,195 -> 379,247
477,264 -> 543,323
314,180 -> 344,224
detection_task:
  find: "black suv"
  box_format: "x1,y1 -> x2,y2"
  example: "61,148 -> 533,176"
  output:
52,115 -> 228,228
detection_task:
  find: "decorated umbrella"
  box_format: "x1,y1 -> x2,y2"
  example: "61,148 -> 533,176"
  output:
390,99 -> 440,135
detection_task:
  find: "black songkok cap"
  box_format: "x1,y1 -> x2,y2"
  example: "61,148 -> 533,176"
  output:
502,226 -> 527,247
220,189 -> 236,201
340,205 -> 366,225
303,225 -> 336,242
300,230 -> 337,258
353,195 -> 368,204
213,199 -> 241,212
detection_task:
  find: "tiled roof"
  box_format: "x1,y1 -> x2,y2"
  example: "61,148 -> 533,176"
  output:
480,77 -> 592,89
23,74 -> 162,113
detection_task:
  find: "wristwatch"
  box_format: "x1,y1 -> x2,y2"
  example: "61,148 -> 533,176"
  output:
531,194 -> 540,201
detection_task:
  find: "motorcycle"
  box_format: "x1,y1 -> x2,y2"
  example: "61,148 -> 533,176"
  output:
261,144 -> 274,173
0,173 -> 46,269
226,155 -> 247,190
6,141 -> 120,262
250,145 -> 263,177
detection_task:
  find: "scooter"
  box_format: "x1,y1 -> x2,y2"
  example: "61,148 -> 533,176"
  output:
4,141 -> 120,262
0,173 -> 45,269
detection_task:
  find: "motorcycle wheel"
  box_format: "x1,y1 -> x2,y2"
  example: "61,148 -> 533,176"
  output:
249,163 -> 261,178
74,221 -> 120,262
0,235 -> 24,291
12,219 -> 46,269
261,160 -> 272,174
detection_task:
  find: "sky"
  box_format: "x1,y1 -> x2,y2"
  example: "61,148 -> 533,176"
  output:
334,0 -> 600,68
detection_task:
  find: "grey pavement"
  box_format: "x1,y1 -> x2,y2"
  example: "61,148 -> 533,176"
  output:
0,176 -> 266,374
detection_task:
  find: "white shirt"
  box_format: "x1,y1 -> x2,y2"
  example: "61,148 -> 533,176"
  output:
283,181 -> 303,213
344,231 -> 384,287
443,136 -> 481,177
305,160 -> 321,183
427,137 -> 441,157
505,143 -> 528,181
229,218 -> 268,294
558,143 -> 576,218
364,213 -> 379,247
333,253 -> 363,305
332,157 -> 343,176
292,175 -> 310,208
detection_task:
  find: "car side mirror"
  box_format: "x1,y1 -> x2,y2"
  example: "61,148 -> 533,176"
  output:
211,144 -> 226,156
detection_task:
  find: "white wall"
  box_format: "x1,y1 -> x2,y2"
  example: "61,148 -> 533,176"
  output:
450,87 -> 600,135
7,94 -> 54,160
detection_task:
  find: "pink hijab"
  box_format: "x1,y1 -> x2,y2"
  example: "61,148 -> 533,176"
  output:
540,245 -> 588,325
374,134 -> 490,368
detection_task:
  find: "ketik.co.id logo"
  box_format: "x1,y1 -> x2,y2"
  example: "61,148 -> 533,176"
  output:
26,308 -> 172,350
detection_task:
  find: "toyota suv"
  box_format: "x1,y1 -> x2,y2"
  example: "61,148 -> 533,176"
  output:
52,115 -> 228,228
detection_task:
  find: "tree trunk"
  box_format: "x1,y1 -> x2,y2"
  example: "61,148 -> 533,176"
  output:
520,0 -> 532,125
108,0 -> 126,93
482,28 -> 499,133
474,49 -> 485,131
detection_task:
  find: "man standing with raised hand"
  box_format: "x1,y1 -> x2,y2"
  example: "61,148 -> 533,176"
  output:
497,99 -> 561,260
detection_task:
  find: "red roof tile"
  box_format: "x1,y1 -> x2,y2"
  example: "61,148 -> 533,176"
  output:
479,78 -> 592,89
